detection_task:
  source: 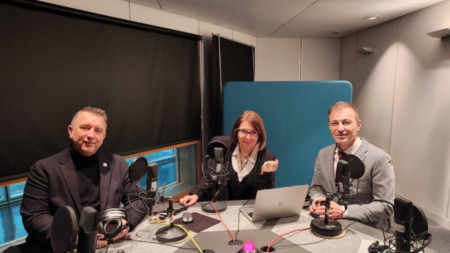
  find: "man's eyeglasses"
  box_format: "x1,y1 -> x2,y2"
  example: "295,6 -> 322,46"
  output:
237,129 -> 259,138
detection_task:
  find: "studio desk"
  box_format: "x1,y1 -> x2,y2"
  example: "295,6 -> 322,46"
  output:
98,200 -> 415,253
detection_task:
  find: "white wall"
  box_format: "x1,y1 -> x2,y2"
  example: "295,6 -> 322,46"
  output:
256,37 -> 341,81
342,0 -> 450,228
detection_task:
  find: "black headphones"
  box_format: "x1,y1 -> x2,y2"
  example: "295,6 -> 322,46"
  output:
98,208 -> 128,240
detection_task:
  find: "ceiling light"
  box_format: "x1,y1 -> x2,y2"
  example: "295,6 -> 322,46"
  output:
363,15 -> 382,21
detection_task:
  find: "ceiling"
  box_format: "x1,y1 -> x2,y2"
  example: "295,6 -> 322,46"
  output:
131,0 -> 443,38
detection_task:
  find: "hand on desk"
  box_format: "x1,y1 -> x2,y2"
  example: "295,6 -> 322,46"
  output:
261,159 -> 279,174
309,197 -> 344,219
179,194 -> 199,207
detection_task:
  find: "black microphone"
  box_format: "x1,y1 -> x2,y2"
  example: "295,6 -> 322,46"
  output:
394,197 -> 413,253
146,163 -> 158,213
214,147 -> 224,173
336,153 -> 365,207
77,206 -> 99,253
213,147 -> 224,178
337,159 -> 350,206
201,136 -> 229,213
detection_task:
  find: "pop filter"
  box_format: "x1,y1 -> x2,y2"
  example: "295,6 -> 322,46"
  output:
412,204 -> 428,240
129,156 -> 148,183
339,153 -> 365,179
51,206 -> 78,253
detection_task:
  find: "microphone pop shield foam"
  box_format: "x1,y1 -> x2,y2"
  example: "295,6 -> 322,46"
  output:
339,153 -> 365,179
51,206 -> 78,253
129,156 -> 148,182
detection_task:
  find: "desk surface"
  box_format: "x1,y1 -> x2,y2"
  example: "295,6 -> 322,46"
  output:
98,200 -> 428,253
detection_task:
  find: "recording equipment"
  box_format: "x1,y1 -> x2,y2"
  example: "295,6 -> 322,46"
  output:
310,193 -> 343,237
310,154 -> 365,237
155,196 -> 188,243
51,206 -> 78,253
368,197 -> 432,253
394,197 -> 413,252
146,163 -> 158,213
128,156 -> 159,215
128,156 -> 148,183
205,137 -> 229,185
336,153 -> 365,207
128,156 -> 187,243
98,208 -> 128,240
77,206 -> 99,253
336,159 -> 350,206
201,136 -> 230,213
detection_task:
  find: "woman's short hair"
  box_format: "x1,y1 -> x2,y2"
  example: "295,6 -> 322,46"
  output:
230,110 -> 266,150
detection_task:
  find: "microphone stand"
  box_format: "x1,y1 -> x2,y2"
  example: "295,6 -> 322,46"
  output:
201,152 -> 228,213
310,193 -> 343,237
201,180 -> 227,213
154,196 -> 188,243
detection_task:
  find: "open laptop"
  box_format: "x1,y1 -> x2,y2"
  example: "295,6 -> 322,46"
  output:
239,185 -> 309,222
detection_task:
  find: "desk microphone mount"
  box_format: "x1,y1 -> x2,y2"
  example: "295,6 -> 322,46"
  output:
310,193 -> 343,237
201,181 -> 227,213
154,196 -> 188,243
201,142 -> 229,213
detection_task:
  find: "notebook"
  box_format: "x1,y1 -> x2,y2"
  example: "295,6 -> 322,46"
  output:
239,185 -> 309,222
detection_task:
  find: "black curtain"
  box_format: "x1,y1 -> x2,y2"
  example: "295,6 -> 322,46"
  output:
208,35 -> 254,140
0,0 -> 201,182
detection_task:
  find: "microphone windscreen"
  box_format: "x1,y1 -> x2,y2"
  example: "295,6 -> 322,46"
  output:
129,156 -> 148,182
79,206 -> 99,233
394,197 -> 413,252
51,206 -> 78,253
340,153 -> 365,179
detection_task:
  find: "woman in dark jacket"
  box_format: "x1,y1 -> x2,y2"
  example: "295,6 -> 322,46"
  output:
180,110 -> 279,206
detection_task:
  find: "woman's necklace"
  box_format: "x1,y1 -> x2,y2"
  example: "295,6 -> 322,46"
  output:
240,151 -> 250,166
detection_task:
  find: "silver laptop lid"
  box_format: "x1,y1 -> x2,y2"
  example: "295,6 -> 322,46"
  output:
241,185 -> 309,222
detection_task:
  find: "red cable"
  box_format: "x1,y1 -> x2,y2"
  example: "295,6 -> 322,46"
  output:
266,227 -> 311,253
211,199 -> 236,242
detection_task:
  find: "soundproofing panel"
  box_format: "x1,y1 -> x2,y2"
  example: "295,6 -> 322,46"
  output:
222,81 -> 352,187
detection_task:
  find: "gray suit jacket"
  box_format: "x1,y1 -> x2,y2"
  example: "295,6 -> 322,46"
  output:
20,147 -> 146,250
309,137 -> 395,227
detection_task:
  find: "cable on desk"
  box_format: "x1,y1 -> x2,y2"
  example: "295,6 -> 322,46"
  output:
211,199 -> 236,242
266,227 -> 311,253
150,216 -> 204,253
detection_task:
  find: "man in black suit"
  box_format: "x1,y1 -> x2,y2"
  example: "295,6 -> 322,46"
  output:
18,106 -> 146,251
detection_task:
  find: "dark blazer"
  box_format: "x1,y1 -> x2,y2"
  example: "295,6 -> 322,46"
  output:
193,136 -> 276,201
20,147 -> 146,250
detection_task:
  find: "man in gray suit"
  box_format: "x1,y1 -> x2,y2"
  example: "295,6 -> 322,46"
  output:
309,101 -> 395,228
19,106 -> 146,252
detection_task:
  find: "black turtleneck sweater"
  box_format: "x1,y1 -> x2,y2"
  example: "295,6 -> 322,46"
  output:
70,148 -> 100,210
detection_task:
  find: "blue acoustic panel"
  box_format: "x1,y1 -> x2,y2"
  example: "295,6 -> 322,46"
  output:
222,81 -> 352,188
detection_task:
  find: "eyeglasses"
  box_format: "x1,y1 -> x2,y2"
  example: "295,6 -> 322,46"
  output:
237,129 -> 259,138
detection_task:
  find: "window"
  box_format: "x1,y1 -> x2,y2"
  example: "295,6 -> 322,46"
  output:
124,141 -> 199,197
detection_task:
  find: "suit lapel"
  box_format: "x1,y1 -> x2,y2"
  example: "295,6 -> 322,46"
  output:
98,150 -> 111,209
354,138 -> 368,162
59,149 -> 82,215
